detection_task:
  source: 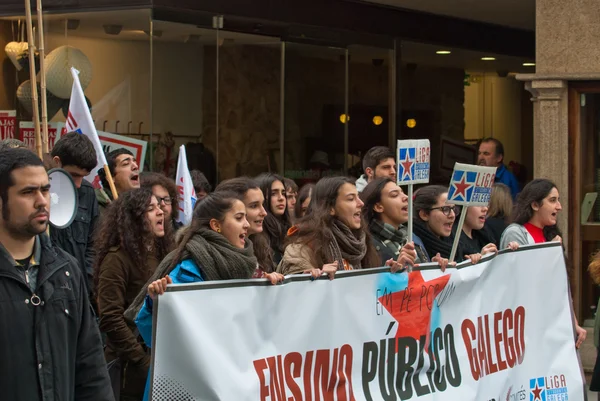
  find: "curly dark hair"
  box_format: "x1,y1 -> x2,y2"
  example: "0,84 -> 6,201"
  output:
288,176 -> 380,268
93,188 -> 174,293
140,171 -> 179,220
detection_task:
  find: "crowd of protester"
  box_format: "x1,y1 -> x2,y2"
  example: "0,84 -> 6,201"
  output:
0,134 -> 587,401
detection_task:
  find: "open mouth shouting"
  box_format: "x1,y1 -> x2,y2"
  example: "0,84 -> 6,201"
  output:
130,174 -> 140,187
239,231 -> 247,246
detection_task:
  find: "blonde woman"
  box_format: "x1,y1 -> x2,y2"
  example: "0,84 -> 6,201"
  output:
485,183 -> 513,243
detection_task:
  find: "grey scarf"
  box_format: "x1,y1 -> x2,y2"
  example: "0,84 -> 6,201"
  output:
125,227 -> 257,323
327,219 -> 367,269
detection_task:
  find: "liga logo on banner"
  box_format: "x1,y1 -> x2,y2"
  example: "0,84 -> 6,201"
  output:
447,163 -> 497,206
397,139 -> 431,184
150,245 -> 585,401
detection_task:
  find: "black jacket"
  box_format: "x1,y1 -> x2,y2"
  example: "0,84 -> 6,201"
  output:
0,233 -> 114,401
50,180 -> 99,294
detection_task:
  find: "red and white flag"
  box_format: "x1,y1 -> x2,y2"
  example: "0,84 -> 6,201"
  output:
175,145 -> 197,225
65,67 -> 107,188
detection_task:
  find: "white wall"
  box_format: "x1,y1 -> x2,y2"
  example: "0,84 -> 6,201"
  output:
464,71 -> 523,165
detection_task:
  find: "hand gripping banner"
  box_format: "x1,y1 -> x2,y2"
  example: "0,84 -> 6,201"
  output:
150,244 -> 585,401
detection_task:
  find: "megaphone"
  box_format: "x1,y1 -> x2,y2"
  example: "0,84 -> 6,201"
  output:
47,168 -> 78,229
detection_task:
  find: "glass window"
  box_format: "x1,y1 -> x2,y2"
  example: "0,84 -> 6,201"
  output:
284,43 -> 346,185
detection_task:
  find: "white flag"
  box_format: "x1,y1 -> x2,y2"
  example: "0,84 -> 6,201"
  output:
65,67 -> 107,189
176,145 -> 197,225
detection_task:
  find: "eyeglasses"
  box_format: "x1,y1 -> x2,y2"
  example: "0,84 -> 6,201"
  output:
429,205 -> 461,216
155,196 -> 172,205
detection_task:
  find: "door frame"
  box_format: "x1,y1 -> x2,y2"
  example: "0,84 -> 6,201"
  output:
568,82 -> 600,321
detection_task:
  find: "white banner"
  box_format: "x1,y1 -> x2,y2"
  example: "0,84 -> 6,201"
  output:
175,145 -> 196,225
151,244 -> 585,401
397,139 -> 431,185
66,67 -> 108,188
447,163 -> 497,206
98,131 -> 147,172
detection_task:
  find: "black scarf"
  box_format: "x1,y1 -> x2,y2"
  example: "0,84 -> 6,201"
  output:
413,219 -> 460,260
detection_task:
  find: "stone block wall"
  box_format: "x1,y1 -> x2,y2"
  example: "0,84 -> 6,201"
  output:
202,44 -> 465,180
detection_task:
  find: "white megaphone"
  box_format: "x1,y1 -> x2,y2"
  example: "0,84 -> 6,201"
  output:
47,168 -> 78,229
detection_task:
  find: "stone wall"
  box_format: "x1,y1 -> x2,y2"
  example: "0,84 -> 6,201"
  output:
202,44 -> 465,180
537,0 -> 600,74
202,45 -> 281,180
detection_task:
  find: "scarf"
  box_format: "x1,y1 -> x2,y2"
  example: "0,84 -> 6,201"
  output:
413,219 -> 457,260
327,219 -> 367,269
125,227 -> 257,323
370,219 -> 407,245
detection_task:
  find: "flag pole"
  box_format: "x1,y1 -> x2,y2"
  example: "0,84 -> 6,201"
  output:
36,0 -> 49,154
24,0 -> 42,159
103,165 -> 119,200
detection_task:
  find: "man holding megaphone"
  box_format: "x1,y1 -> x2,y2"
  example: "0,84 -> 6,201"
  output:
48,132 -> 99,297
0,148 -> 113,401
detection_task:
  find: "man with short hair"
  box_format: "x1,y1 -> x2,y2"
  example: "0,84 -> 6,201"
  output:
190,169 -> 211,201
0,148 -> 113,401
355,146 -> 397,192
96,148 -> 140,211
477,138 -> 520,199
50,132 -> 100,294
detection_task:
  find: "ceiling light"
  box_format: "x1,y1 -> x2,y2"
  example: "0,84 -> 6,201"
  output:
436,50 -> 451,55
481,57 -> 496,61
523,62 -> 536,67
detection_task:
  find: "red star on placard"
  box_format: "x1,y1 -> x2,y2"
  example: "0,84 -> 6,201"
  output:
378,271 -> 450,352
531,383 -> 543,401
401,152 -> 413,180
452,174 -> 471,200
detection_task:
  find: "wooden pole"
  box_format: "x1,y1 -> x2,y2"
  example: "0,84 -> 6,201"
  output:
103,164 -> 119,200
36,0 -> 48,154
24,0 -> 42,159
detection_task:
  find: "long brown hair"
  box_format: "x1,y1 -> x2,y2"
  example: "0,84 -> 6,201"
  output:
289,176 -> 380,268
165,191 -> 240,272
93,188 -> 174,292
215,177 -> 275,273
256,173 -> 291,255
511,178 -> 562,241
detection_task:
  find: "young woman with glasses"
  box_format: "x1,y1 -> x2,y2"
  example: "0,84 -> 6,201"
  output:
141,172 -> 181,232
413,185 -> 489,263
